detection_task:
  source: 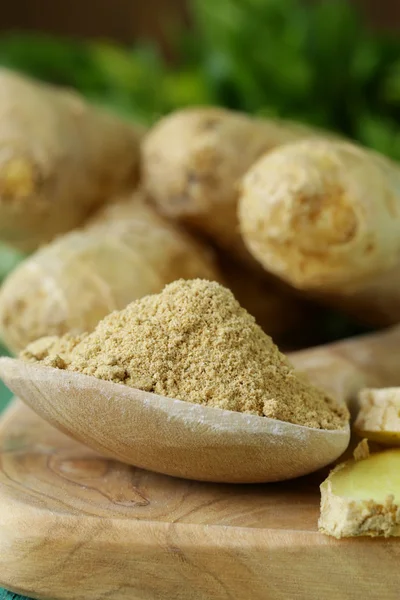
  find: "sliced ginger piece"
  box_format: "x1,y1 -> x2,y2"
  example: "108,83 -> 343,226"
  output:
354,387 -> 400,445
319,446 -> 400,538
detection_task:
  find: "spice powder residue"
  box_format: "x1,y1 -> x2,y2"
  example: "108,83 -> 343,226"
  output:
21,279 -> 348,430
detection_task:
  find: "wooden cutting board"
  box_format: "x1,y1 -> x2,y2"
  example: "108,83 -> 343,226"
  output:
0,399 -> 399,600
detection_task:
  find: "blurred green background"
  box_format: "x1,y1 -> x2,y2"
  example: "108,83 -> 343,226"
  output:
0,343 -> 12,412
0,0 -> 400,156
0,0 -> 399,411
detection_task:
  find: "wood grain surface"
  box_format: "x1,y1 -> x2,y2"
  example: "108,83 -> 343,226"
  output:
0,399 -> 400,600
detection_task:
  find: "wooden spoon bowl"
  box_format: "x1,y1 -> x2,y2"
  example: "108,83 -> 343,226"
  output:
0,357 -> 350,483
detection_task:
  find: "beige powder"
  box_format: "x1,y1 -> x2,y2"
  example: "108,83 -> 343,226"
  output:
21,279 -> 348,430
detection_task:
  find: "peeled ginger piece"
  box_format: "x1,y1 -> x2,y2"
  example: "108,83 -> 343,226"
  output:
319,446 -> 400,538
354,388 -> 400,445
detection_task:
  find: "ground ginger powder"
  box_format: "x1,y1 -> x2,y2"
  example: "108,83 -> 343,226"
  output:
21,279 -> 348,430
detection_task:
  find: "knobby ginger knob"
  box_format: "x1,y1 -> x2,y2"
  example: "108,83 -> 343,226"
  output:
239,138 -> 400,325
143,106 -> 322,266
0,68 -> 143,251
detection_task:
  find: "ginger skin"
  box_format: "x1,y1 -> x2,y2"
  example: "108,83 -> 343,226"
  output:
239,138 -> 400,326
0,195 -> 220,353
143,107 -> 322,265
0,68 -> 143,251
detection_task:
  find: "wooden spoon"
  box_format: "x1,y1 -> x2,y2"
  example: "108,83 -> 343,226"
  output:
2,325 -> 400,483
0,357 -> 349,483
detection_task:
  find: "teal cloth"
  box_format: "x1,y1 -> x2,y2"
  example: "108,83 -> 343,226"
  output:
0,357 -> 22,600
0,591 -> 33,599
0,253 -> 29,600
0,360 -> 31,600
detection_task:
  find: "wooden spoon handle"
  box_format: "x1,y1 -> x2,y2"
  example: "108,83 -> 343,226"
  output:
289,326 -> 400,414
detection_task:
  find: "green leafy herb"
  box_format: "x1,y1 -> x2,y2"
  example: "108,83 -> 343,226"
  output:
0,1 -> 399,158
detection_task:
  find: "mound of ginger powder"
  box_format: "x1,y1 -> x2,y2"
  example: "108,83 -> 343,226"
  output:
21,279 -> 348,430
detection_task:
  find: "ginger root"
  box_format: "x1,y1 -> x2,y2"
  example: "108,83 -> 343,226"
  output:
0,69 -> 142,251
143,107 -> 321,265
239,138 -> 400,326
319,446 -> 400,538
0,194 -> 220,353
0,196 -> 315,352
354,388 -> 400,445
